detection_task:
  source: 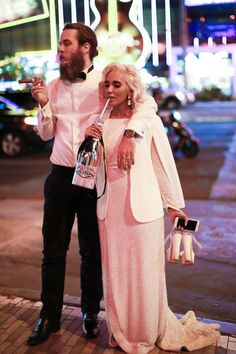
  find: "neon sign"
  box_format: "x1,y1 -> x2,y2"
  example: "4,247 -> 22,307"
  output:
0,0 -> 49,29
90,0 -> 152,69
185,0 -> 236,5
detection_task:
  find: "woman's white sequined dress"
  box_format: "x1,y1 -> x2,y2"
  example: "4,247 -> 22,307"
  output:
98,119 -> 220,354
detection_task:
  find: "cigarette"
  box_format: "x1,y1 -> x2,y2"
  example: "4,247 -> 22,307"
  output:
18,79 -> 33,84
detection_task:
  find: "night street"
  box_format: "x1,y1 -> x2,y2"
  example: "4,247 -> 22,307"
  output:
1,0 -> 236,352
0,102 -> 236,325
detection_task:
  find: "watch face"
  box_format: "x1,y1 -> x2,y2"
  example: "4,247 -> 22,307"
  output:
125,130 -> 135,137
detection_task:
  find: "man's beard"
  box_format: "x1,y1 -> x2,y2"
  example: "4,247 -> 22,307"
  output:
60,52 -> 85,82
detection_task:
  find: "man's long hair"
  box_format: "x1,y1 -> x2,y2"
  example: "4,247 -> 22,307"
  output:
63,23 -> 98,60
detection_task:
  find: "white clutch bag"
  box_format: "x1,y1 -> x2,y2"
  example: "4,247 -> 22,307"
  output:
165,230 -> 203,265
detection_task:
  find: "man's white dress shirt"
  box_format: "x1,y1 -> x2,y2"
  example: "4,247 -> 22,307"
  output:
37,68 -> 157,167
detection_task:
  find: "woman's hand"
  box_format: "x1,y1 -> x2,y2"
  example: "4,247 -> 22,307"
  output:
168,207 -> 188,229
85,124 -> 103,139
117,136 -> 135,170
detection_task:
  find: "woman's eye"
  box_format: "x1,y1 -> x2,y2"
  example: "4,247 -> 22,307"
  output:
114,83 -> 121,88
104,83 -> 110,88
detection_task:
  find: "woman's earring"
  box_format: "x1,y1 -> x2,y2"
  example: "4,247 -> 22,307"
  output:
127,96 -> 132,107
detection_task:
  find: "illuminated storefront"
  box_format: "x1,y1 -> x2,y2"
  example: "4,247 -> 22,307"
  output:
185,0 -> 236,5
170,0 -> 236,98
170,44 -> 236,97
0,0 -> 59,91
0,0 -> 167,89
0,0 -> 235,98
0,0 -> 49,29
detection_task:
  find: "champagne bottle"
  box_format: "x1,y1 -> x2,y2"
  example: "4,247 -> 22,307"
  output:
72,119 -> 103,189
72,98 -> 110,189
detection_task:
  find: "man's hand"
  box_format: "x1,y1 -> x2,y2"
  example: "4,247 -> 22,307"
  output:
31,77 -> 49,108
117,136 -> 135,170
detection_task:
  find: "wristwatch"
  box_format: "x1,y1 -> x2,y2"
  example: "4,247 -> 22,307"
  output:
124,129 -> 135,138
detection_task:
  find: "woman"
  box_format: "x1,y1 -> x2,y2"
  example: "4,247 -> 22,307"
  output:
85,62 -> 220,354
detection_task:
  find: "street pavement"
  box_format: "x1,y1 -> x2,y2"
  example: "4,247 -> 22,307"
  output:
0,102 -> 236,340
179,101 -> 236,122
0,295 -> 235,354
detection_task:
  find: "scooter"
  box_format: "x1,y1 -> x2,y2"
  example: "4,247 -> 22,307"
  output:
159,110 -> 200,158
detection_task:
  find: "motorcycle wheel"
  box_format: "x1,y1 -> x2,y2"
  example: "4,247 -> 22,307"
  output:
182,141 -> 199,158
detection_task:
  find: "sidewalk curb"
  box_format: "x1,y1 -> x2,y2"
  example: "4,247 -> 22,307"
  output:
1,286 -> 235,337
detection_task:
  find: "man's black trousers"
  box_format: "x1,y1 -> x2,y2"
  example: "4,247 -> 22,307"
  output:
40,164 -> 103,322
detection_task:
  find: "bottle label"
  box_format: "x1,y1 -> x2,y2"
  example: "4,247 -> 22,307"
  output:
77,165 -> 95,179
72,164 -> 97,189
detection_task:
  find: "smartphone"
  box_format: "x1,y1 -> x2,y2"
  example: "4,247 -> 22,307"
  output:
174,217 -> 200,232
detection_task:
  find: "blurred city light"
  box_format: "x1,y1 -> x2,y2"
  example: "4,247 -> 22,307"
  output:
0,0 -> 49,29
185,0 -> 236,5
0,0 -> 235,100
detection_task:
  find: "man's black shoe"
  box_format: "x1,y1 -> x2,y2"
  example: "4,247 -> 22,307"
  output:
82,313 -> 99,339
26,318 -> 60,346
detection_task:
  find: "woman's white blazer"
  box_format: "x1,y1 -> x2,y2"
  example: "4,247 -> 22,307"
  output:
96,114 -> 185,222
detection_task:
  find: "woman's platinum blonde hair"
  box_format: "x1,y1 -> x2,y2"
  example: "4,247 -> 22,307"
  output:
100,62 -> 145,109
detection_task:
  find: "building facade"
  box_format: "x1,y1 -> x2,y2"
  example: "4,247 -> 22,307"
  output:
0,0 -> 235,97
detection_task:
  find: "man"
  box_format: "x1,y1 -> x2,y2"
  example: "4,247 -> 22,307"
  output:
26,23 -> 157,346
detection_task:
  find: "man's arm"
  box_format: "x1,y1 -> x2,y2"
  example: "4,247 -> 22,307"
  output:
31,78 -> 56,141
117,95 -> 157,170
125,94 -> 157,136
37,102 -> 56,141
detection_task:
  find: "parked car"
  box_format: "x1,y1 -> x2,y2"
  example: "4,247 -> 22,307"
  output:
0,96 -> 44,157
